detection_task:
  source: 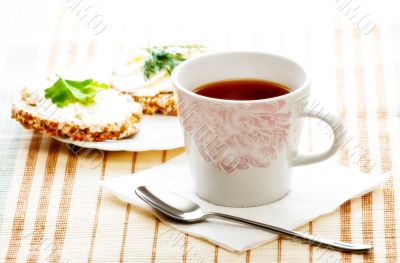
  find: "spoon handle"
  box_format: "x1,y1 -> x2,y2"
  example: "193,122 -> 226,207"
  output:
207,212 -> 372,254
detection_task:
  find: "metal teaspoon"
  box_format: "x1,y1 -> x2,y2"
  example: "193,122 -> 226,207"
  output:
135,186 -> 372,254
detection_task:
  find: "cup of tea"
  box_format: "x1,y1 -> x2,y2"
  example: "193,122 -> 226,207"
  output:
172,51 -> 345,207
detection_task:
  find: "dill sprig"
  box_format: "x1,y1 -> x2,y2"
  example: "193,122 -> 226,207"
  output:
142,44 -> 205,80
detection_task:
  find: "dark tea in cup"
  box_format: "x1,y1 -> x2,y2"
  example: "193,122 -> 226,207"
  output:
194,79 -> 291,101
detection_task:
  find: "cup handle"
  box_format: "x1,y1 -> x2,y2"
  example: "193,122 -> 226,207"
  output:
291,107 -> 345,166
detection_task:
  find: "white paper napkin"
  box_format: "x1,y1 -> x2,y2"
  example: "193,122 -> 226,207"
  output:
100,155 -> 388,252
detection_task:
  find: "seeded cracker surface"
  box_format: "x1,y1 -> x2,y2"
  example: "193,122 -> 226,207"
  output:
11,88 -> 142,142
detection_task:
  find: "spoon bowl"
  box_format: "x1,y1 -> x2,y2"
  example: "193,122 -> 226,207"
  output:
135,186 -> 206,222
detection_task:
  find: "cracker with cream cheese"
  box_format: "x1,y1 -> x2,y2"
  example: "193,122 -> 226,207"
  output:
111,45 -> 204,116
12,85 -> 142,142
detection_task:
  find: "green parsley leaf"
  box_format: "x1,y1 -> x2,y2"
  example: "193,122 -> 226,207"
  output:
142,44 -> 205,80
44,75 -> 108,108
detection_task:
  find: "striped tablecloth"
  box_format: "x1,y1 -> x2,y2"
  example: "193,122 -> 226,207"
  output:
0,0 -> 399,262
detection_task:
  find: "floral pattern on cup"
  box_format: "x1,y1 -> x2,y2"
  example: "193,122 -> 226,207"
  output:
177,91 -> 292,173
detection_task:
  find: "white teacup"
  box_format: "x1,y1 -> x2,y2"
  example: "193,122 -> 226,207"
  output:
172,51 -> 345,207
